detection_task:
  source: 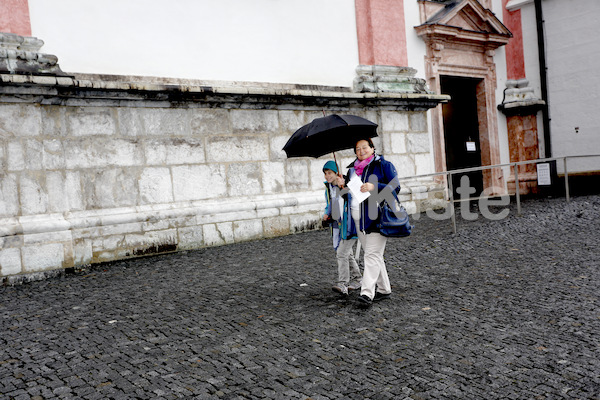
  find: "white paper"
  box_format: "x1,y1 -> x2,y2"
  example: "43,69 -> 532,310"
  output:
347,175 -> 371,203
537,163 -> 552,185
466,141 -> 477,152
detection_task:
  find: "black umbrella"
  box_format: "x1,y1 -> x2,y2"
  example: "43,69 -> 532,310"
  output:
282,114 -> 378,159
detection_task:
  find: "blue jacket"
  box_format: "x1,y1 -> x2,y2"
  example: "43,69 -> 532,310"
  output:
324,181 -> 357,241
346,155 -> 400,234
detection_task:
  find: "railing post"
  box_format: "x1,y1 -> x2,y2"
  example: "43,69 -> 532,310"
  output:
448,173 -> 457,234
564,157 -> 570,202
514,163 -> 521,216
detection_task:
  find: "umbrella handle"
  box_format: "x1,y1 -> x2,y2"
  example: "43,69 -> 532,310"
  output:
333,152 -> 344,187
333,152 -> 339,174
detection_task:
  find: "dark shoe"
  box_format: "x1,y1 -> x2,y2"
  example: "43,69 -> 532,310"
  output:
357,294 -> 372,307
373,292 -> 391,302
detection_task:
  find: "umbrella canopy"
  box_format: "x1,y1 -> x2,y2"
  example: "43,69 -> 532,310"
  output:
282,114 -> 378,158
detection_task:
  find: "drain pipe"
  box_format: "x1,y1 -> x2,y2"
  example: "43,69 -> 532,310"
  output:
535,0 -> 552,158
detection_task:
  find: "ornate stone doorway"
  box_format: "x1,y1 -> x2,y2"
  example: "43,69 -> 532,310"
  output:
441,75 -> 484,198
416,0 -> 511,193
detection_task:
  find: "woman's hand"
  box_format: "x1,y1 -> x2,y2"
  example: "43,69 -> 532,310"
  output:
335,175 -> 345,188
360,182 -> 375,192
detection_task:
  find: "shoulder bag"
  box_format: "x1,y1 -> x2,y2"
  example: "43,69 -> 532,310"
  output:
377,192 -> 413,238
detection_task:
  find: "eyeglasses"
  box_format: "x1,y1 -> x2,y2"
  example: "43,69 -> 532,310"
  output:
355,146 -> 371,152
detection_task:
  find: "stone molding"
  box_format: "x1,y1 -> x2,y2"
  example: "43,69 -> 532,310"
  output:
0,192 -> 322,239
0,72 -> 448,110
0,182 -> 443,239
0,32 -> 69,76
506,0 -> 533,11
498,78 -> 545,116
353,65 -> 432,94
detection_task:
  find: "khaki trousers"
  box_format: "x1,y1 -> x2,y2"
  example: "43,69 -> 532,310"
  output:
352,208 -> 391,300
336,238 -> 362,284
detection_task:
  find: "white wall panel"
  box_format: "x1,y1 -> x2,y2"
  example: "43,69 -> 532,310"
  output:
543,0 -> 600,172
28,0 -> 359,87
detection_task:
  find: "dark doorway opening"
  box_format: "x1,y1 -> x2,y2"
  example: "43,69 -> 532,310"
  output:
441,76 -> 484,199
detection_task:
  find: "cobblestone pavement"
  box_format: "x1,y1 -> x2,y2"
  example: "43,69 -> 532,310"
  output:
1,195 -> 599,400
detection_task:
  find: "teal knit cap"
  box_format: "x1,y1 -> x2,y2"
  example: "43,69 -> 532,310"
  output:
322,160 -> 338,174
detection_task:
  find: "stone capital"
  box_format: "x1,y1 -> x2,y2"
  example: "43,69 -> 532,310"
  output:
498,78 -> 546,116
0,32 -> 69,76
353,65 -> 431,94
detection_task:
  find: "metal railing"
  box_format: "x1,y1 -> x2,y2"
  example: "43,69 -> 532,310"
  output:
397,154 -> 600,233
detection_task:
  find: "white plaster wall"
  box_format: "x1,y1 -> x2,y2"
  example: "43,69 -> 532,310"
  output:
404,0 -> 428,81
542,0 -> 600,173
404,0 -> 437,176
28,0 -> 359,87
519,3 -> 541,94
496,0 -> 600,173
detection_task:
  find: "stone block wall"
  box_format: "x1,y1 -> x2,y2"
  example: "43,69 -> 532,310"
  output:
0,74 -> 446,281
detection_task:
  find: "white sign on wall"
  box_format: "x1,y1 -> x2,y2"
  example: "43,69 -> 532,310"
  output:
537,163 -> 552,185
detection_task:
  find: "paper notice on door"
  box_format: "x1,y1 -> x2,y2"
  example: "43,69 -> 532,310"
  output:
466,141 -> 477,152
347,175 -> 371,204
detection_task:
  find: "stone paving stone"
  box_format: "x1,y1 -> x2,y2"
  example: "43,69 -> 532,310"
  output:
1,195 -> 600,399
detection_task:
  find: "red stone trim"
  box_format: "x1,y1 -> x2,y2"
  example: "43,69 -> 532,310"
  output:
502,0 -> 526,80
355,0 -> 408,66
0,0 -> 31,36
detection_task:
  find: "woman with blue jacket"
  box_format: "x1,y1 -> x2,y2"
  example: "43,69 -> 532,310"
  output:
346,138 -> 400,306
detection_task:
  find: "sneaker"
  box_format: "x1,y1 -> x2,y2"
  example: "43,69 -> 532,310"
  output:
348,281 -> 361,291
332,283 -> 348,295
356,294 -> 372,306
373,292 -> 391,302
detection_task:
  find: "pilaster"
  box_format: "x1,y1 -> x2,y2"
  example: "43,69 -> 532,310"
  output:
0,0 -> 31,36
